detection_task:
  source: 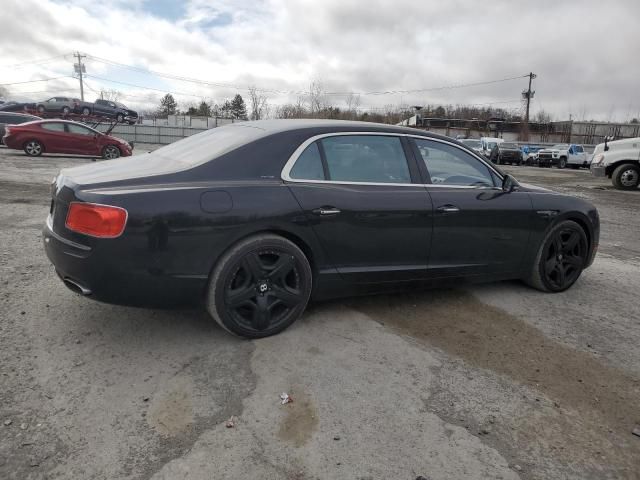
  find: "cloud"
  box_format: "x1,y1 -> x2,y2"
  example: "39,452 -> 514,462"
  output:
1,0 -> 638,121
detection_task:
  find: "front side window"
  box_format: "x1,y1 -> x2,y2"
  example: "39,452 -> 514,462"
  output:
414,139 -> 497,187
41,123 -> 65,132
320,135 -> 410,183
289,142 -> 325,180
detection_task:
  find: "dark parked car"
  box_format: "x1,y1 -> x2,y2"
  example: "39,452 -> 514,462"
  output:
0,101 -> 37,112
43,120 -> 599,338
3,119 -> 132,158
489,142 -> 524,165
36,97 -> 93,115
92,99 -> 138,124
0,112 -> 40,144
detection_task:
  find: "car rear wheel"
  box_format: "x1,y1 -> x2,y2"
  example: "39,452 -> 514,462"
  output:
525,220 -> 588,292
116,114 -> 124,123
82,107 -> 91,115
24,140 -> 43,156
62,106 -> 70,114
612,163 -> 640,190
206,234 -> 312,338
102,145 -> 120,159
37,105 -> 45,113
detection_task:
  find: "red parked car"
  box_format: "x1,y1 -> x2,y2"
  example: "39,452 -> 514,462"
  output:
2,119 -> 132,159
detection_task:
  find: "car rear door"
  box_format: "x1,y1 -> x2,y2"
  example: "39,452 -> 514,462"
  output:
410,137 -> 532,277
283,133 -> 433,283
40,122 -> 68,153
65,123 -> 99,155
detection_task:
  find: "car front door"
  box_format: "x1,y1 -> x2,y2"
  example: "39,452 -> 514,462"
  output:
39,122 -> 68,153
411,137 -> 532,277
284,133 -> 433,283
65,123 -> 99,155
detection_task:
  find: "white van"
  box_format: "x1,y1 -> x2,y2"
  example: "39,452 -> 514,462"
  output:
480,137 -> 504,158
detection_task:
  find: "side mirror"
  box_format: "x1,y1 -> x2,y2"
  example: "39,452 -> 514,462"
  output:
502,174 -> 519,193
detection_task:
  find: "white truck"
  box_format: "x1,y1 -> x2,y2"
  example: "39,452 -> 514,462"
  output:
536,144 -> 590,169
479,137 -> 503,158
590,137 -> 640,190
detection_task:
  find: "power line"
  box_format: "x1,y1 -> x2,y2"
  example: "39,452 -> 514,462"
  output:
84,73 -> 215,99
85,53 -> 529,97
0,76 -> 73,86
0,54 -> 70,69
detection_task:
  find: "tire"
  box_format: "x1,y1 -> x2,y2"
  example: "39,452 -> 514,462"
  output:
116,113 -> 124,123
558,157 -> 567,169
23,139 -> 43,157
206,234 -> 312,338
62,106 -> 70,114
611,163 -> 640,190
82,107 -> 91,115
525,220 -> 588,293
102,145 -> 121,159
37,105 -> 45,114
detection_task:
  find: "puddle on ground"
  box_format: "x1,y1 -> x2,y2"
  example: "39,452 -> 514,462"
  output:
277,389 -> 319,448
348,290 -> 640,475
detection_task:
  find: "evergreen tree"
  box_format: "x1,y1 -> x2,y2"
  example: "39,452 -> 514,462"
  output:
230,94 -> 248,120
158,93 -> 177,115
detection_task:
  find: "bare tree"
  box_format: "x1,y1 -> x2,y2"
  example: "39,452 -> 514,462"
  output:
307,80 -> 326,116
100,89 -> 121,102
535,110 -> 552,123
248,86 -> 269,120
345,93 -> 361,120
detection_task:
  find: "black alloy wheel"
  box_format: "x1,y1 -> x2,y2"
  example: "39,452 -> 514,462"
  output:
526,220 -> 587,292
207,234 -> 312,338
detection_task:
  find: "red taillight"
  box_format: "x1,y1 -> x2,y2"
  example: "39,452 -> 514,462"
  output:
65,202 -> 127,238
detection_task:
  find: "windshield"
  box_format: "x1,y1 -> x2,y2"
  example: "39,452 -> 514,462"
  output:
461,139 -> 481,148
487,142 -> 497,150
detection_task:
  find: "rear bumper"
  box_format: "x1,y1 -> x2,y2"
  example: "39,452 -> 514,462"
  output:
43,216 -> 205,307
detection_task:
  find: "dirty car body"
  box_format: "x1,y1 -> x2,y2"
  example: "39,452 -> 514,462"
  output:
43,120 -> 599,338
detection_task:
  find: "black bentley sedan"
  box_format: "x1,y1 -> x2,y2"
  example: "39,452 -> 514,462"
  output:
44,120 -> 599,338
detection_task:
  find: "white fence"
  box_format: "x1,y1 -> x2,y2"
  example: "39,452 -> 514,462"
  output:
95,124 -> 209,145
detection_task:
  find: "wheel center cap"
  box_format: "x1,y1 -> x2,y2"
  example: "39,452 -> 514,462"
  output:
259,282 -> 268,293
557,254 -> 563,261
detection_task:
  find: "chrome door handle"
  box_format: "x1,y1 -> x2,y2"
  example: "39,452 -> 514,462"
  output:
312,207 -> 341,216
436,205 -> 460,213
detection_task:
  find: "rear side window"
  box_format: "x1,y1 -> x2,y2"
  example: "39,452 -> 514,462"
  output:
289,142 -> 325,180
320,135 -> 410,183
66,123 -> 94,135
42,123 -> 65,132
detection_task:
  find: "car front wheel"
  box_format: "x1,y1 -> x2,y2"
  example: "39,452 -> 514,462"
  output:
24,140 -> 43,156
206,234 -> 312,338
525,220 -> 588,292
102,145 -> 121,159
82,107 -> 91,115
116,114 -> 124,122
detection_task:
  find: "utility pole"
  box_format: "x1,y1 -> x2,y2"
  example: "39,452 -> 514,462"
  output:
73,52 -> 86,101
521,72 -> 536,141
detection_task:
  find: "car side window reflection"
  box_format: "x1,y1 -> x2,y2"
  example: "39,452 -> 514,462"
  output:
289,142 -> 325,180
321,135 -> 410,183
41,123 -> 65,132
66,124 -> 94,136
414,139 -> 497,187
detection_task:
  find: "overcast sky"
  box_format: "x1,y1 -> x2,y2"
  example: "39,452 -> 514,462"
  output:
1,0 -> 638,121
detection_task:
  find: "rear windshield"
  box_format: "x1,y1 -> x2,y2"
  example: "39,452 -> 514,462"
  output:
149,123 -> 265,168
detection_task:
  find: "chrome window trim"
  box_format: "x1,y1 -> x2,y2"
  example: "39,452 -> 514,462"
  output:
280,131 -> 504,189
